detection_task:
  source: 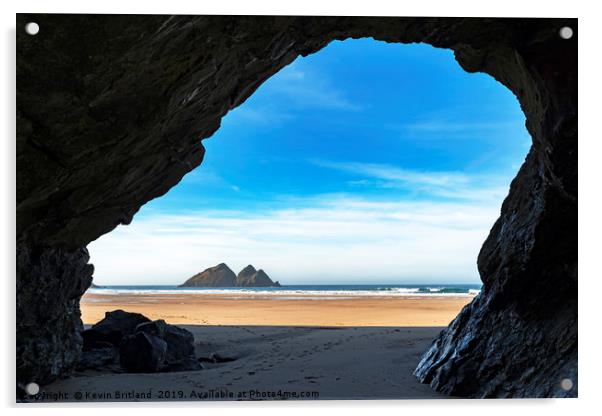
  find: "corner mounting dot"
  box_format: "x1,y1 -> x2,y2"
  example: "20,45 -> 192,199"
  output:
25,382 -> 40,395
559,26 -> 573,40
560,378 -> 573,391
25,22 -> 40,36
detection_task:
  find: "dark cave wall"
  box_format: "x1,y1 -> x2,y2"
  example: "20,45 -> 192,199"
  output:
16,15 -> 577,397
16,245 -> 93,385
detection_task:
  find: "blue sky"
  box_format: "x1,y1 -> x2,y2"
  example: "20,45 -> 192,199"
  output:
89,38 -> 530,285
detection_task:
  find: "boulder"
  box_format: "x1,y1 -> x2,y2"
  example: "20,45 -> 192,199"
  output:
77,347 -> 119,371
135,320 -> 201,371
82,309 -> 150,349
79,312 -> 201,373
119,332 -> 167,373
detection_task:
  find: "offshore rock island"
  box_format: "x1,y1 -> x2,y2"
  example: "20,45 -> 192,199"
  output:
179,263 -> 281,288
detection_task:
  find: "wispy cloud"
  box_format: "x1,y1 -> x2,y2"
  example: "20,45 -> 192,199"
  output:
311,160 -> 511,202
262,61 -> 362,111
178,167 -> 241,193
88,195 -> 498,285
402,120 -> 521,134
231,106 -> 296,125
225,61 -> 361,126
384,112 -> 527,142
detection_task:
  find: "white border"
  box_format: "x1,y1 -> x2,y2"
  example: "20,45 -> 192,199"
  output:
1,0 -> 598,414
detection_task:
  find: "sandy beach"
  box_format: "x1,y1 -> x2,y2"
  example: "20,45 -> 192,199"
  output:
43,325 -> 449,401
80,292 -> 473,327
34,294 -> 474,401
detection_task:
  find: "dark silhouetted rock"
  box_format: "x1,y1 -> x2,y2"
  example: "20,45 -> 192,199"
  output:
119,332 -> 167,373
179,263 -> 237,287
77,347 -> 119,371
135,319 -> 201,371
236,265 -> 280,287
16,245 -> 93,386
82,309 -> 150,349
78,312 -> 201,373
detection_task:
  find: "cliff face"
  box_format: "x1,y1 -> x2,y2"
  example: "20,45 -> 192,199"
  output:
17,15 -> 576,397
236,265 -> 281,287
180,263 -> 237,287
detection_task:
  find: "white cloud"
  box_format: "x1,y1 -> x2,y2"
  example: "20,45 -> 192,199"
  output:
311,160 -> 511,202
402,120 -> 521,134
229,105 -> 296,125
382,112 -> 528,142
262,61 -> 362,111
221,61 -> 362,126
177,167 -> 240,193
88,195 -> 500,286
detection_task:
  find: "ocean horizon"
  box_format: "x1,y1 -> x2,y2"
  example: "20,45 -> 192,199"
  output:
88,283 -> 482,297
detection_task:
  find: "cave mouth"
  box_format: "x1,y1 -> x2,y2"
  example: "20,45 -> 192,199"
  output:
16,15 -> 577,398
72,38 -> 530,395
87,38 -> 530,296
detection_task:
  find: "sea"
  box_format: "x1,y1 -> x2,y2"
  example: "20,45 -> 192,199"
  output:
88,283 -> 482,298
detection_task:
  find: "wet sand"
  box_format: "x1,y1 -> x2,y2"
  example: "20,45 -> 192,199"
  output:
42,325 -> 449,401
80,293 -> 473,327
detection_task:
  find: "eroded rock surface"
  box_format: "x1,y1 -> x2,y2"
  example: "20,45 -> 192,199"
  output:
79,311 -> 201,373
120,332 -> 168,373
17,15 -> 577,397
83,309 -> 151,349
135,319 -> 201,371
16,243 -> 93,387
77,347 -> 119,371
